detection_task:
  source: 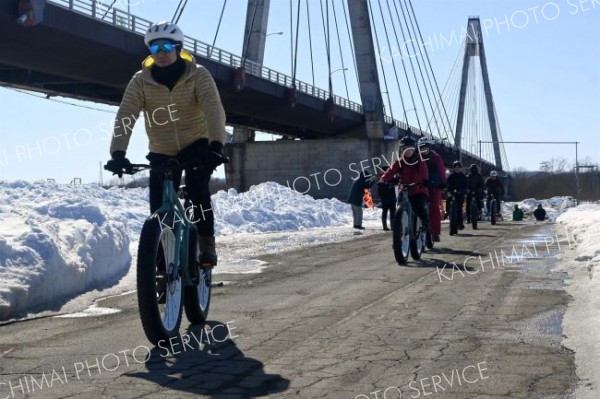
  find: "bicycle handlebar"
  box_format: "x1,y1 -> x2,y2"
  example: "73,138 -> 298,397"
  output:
104,156 -> 230,177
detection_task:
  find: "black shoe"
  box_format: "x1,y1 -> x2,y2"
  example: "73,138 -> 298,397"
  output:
354,225 -> 365,230
433,234 -> 440,242
426,233 -> 434,248
383,227 -> 390,231
458,224 -> 465,230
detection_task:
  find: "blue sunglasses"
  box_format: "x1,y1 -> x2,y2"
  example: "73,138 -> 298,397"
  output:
148,43 -> 180,55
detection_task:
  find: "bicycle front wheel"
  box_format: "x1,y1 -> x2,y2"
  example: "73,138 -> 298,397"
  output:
392,205 -> 411,265
410,214 -> 426,260
137,216 -> 183,345
449,201 -> 458,235
490,200 -> 497,225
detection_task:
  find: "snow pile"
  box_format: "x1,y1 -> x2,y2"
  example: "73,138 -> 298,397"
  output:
212,182 -> 374,235
556,204 -> 600,397
503,196 -> 578,221
0,181 -> 376,319
0,182 -> 148,319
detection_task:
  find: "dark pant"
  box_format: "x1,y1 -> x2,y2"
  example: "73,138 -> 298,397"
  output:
449,194 -> 465,226
409,194 -> 429,232
147,139 -> 214,236
382,204 -> 394,228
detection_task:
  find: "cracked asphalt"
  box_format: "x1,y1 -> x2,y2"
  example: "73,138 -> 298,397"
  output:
0,222 -> 576,398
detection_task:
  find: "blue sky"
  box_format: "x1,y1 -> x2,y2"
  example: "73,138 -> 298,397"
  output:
0,0 -> 598,183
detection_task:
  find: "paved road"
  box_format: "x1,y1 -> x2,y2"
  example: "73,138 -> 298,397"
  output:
0,222 -> 576,398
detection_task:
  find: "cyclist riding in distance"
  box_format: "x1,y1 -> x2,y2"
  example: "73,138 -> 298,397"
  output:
446,161 -> 468,230
485,171 -> 504,217
105,21 -> 227,267
417,136 -> 447,244
466,164 -> 485,224
380,136 -> 430,236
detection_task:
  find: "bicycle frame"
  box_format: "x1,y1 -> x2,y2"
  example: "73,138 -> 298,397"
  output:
154,170 -> 195,287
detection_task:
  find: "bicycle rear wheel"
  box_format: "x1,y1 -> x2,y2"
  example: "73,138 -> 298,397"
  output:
392,205 -> 410,265
137,216 -> 183,346
184,226 -> 212,324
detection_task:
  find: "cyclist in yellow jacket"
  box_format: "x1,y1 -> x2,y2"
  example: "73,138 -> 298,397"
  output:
106,21 -> 227,267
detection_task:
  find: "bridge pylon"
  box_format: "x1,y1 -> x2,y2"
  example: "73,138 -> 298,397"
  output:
455,17 -> 503,170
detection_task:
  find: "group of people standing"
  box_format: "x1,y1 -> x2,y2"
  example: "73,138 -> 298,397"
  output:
348,136 -> 510,244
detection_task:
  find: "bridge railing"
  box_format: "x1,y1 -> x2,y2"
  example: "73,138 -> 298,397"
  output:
48,0 -> 364,114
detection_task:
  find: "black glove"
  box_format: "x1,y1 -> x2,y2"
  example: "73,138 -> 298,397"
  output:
206,141 -> 225,170
105,151 -> 132,178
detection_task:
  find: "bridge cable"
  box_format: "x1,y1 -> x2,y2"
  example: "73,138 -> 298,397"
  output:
171,0 -> 189,24
407,0 -> 454,142
208,0 -> 228,58
372,0 -> 410,124
8,88 -> 114,113
306,0 -> 316,86
379,2 -> 422,130
392,0 -> 434,136
400,0 -> 445,139
331,0 -> 350,99
100,0 -> 118,20
365,0 -> 399,122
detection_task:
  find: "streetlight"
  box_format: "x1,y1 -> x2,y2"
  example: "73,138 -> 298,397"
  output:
266,31 -> 284,37
330,67 -> 348,75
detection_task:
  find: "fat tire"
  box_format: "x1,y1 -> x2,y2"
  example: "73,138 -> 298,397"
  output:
137,216 -> 183,346
410,215 -> 425,260
392,205 -> 409,265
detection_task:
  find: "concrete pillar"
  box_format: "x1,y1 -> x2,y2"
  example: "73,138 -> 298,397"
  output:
234,0 -> 271,142
346,0 -> 385,139
242,0 -> 271,67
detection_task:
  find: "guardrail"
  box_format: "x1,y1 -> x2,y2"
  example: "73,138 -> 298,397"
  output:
47,0 -> 364,113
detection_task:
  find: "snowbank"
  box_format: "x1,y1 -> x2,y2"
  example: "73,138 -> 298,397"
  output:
503,196 -> 578,221
555,204 -> 600,397
0,181 -> 148,319
0,181 -> 375,319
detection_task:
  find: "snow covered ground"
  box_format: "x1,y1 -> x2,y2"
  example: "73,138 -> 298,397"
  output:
555,204 -> 600,398
0,181 -> 382,320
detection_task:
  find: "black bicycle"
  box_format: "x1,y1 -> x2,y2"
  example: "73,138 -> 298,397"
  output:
392,184 -> 427,265
468,192 -> 480,230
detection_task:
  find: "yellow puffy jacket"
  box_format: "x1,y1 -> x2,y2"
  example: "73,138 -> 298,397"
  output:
109,50 -> 227,156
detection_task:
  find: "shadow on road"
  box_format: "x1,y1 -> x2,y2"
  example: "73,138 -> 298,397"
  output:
127,320 -> 290,398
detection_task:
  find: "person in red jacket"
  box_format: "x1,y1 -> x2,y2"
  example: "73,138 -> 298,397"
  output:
380,136 -> 429,234
417,136 -> 447,244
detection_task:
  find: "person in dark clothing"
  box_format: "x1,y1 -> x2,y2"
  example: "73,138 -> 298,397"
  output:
380,136 -> 430,235
513,204 -> 524,221
348,170 -> 377,229
534,203 -> 547,221
446,161 -> 468,231
485,170 -> 504,216
377,166 -> 398,231
466,164 -> 485,223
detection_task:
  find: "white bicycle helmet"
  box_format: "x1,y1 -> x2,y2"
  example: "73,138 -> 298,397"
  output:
417,136 -> 435,146
144,22 -> 184,46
